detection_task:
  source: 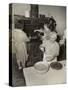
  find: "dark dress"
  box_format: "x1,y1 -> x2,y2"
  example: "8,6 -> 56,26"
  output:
56,35 -> 66,61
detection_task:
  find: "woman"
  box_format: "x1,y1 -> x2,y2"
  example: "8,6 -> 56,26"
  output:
40,32 -> 59,63
34,23 -> 59,62
12,29 -> 30,70
57,30 -> 66,61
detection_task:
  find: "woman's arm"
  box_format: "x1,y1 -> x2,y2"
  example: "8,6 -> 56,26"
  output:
34,29 -> 44,33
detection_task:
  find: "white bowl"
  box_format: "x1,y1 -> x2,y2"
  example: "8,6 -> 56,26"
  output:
34,61 -> 50,74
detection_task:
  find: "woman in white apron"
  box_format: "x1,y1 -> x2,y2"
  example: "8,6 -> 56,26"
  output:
34,24 -> 59,63
40,32 -> 59,64
12,29 -> 30,70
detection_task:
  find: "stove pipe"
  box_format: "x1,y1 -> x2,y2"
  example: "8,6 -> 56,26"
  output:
30,4 -> 39,18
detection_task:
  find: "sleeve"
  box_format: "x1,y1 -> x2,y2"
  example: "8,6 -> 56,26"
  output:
22,31 -> 30,42
53,43 -> 60,56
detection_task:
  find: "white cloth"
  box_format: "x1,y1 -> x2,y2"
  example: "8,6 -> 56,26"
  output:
43,54 -> 57,64
23,61 -> 66,86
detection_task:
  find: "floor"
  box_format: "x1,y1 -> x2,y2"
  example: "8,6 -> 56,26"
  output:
12,55 -> 26,86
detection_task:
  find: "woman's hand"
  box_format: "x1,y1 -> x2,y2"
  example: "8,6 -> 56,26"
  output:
39,45 -> 45,52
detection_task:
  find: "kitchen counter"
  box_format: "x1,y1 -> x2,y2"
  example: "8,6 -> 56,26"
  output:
23,61 -> 66,86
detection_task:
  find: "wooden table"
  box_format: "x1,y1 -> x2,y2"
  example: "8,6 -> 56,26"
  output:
23,61 -> 66,86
